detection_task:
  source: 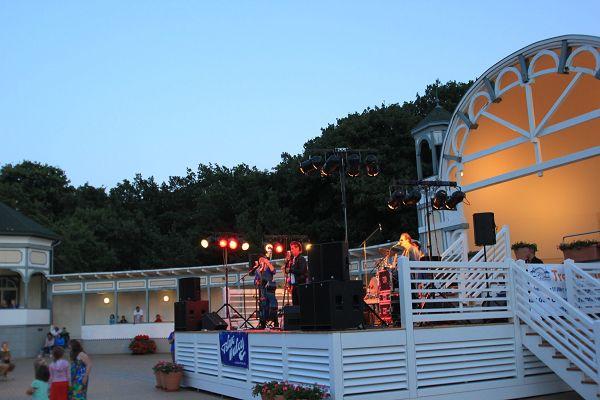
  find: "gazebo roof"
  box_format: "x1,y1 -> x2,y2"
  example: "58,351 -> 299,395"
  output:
411,104 -> 451,134
0,202 -> 60,241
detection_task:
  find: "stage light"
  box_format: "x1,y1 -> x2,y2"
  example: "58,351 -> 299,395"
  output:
346,153 -> 361,177
103,297 -> 110,304
200,239 -> 209,249
403,189 -> 422,207
445,190 -> 466,210
274,242 -> 284,254
228,238 -> 238,250
432,190 -> 448,210
305,243 -> 312,251
387,189 -> 405,210
365,154 -> 379,177
163,295 -> 170,302
218,238 -> 228,248
241,242 -> 250,251
321,154 -> 341,176
300,156 -> 324,175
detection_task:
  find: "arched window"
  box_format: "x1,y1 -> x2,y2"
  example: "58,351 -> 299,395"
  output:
0,277 -> 19,308
419,140 -> 434,178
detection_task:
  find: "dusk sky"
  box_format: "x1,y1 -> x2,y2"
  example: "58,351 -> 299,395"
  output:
1,1 -> 598,188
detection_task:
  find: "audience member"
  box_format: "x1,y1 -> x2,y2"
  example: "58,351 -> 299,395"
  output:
26,363 -> 50,400
109,314 -> 116,325
133,305 -> 144,324
119,315 -> 128,324
0,341 -> 16,378
69,340 -> 91,400
154,314 -> 162,322
42,333 -> 54,356
168,331 -> 175,363
49,346 -> 69,400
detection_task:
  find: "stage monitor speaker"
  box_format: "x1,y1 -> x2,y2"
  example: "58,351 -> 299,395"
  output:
473,212 -> 496,246
281,305 -> 301,331
299,280 -> 363,330
308,241 -> 349,282
174,300 -> 209,331
201,312 -> 228,331
178,277 -> 201,301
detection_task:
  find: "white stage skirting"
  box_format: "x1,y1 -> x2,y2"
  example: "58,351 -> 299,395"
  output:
176,324 -> 570,400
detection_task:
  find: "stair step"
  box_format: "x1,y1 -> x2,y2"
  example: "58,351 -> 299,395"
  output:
553,353 -> 567,359
581,379 -> 595,385
525,332 -> 539,336
567,366 -> 581,371
539,342 -> 552,348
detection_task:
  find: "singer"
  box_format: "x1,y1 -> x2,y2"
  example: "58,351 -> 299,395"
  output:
285,241 -> 308,306
254,256 -> 279,329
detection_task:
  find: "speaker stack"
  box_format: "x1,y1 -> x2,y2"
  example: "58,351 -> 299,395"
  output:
175,277 -> 209,331
298,241 -> 363,330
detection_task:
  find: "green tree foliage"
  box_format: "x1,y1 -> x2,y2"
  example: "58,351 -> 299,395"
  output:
0,80 -> 471,273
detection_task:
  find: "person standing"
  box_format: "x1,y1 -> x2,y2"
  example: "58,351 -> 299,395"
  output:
69,340 -> 91,400
287,241 -> 308,306
27,363 -> 50,400
1,341 -> 15,378
168,331 -> 175,363
48,347 -> 69,400
254,256 -> 278,329
396,233 -> 423,261
133,306 -> 144,324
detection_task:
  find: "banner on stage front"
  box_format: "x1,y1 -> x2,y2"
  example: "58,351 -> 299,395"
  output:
219,331 -> 248,368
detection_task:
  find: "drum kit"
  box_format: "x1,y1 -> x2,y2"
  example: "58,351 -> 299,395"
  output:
364,247 -> 402,325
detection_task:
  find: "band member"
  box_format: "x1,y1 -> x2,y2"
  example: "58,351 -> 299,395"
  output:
286,241 -> 308,306
254,256 -> 279,329
396,233 -> 423,261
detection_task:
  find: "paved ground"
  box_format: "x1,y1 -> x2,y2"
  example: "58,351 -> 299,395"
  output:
0,353 -> 581,400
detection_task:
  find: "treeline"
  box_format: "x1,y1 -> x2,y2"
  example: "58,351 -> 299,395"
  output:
0,80 -> 470,273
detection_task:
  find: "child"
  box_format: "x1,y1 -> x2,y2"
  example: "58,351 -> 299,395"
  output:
0,341 -> 15,378
27,363 -> 50,400
48,347 -> 69,400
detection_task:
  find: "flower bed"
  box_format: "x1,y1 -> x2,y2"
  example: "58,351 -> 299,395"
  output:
129,334 -> 157,355
252,380 -> 330,399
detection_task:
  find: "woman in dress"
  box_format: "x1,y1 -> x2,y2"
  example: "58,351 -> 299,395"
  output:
68,340 -> 91,400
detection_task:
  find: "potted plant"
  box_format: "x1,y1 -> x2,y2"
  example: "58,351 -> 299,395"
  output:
152,360 -> 168,389
129,334 -> 157,355
157,362 -> 184,391
559,240 -> 600,262
511,242 -> 537,260
252,381 -> 330,400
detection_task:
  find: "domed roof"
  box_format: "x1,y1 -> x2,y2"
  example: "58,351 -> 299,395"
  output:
411,104 -> 451,134
0,202 -> 59,240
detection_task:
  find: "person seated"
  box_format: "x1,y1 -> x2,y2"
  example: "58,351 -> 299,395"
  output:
119,315 -> 128,324
60,327 -> 70,345
41,333 -> 54,356
154,314 -> 163,322
0,342 -> 15,378
109,314 -> 116,325
53,335 -> 65,348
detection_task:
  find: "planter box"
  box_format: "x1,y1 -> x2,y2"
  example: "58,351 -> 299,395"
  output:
562,245 -> 600,262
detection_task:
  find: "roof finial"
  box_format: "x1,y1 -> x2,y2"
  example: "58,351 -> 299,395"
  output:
434,83 -> 440,108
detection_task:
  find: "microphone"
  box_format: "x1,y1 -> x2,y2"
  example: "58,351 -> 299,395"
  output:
378,223 -> 382,231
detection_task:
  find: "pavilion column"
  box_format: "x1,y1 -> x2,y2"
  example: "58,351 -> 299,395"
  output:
415,145 -> 423,180
23,275 -> 30,308
430,137 -> 439,175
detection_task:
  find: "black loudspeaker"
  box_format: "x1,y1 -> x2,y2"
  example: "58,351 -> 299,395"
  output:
174,300 -> 209,331
299,280 -> 363,330
473,212 -> 497,246
201,312 -> 228,330
281,305 -> 301,331
178,277 -> 201,301
308,241 -> 349,282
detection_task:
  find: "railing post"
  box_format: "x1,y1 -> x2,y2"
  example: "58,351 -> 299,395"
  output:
564,259 -> 578,308
509,260 -> 526,384
594,320 -> 600,383
461,231 -> 468,262
398,256 -> 417,397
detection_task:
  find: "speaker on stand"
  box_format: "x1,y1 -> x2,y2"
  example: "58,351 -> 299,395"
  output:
473,212 -> 496,261
178,277 -> 201,301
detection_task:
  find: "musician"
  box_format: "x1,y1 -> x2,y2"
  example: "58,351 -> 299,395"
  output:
254,256 -> 279,329
396,233 -> 423,261
286,241 -> 308,306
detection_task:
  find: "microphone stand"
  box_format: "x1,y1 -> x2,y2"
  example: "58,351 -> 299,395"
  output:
359,224 -> 382,287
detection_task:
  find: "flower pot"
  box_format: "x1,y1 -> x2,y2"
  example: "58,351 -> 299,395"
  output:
562,245 -> 600,262
162,371 -> 182,391
154,371 -> 163,388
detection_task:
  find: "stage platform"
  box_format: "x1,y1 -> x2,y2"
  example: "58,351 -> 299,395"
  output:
175,323 -> 569,400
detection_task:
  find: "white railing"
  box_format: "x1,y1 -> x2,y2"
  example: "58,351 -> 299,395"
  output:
397,258 -> 511,323
512,260 -> 600,384
564,259 -> 600,317
0,309 -> 50,326
469,225 -> 511,262
441,230 -> 468,262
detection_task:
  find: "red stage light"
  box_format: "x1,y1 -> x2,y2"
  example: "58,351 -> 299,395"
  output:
228,239 -> 238,250
274,242 -> 284,254
218,238 -> 228,248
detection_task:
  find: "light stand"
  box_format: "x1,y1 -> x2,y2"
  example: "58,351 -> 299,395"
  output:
360,224 -> 382,287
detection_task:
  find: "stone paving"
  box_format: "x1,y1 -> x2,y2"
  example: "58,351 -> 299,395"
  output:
0,353 -> 581,400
